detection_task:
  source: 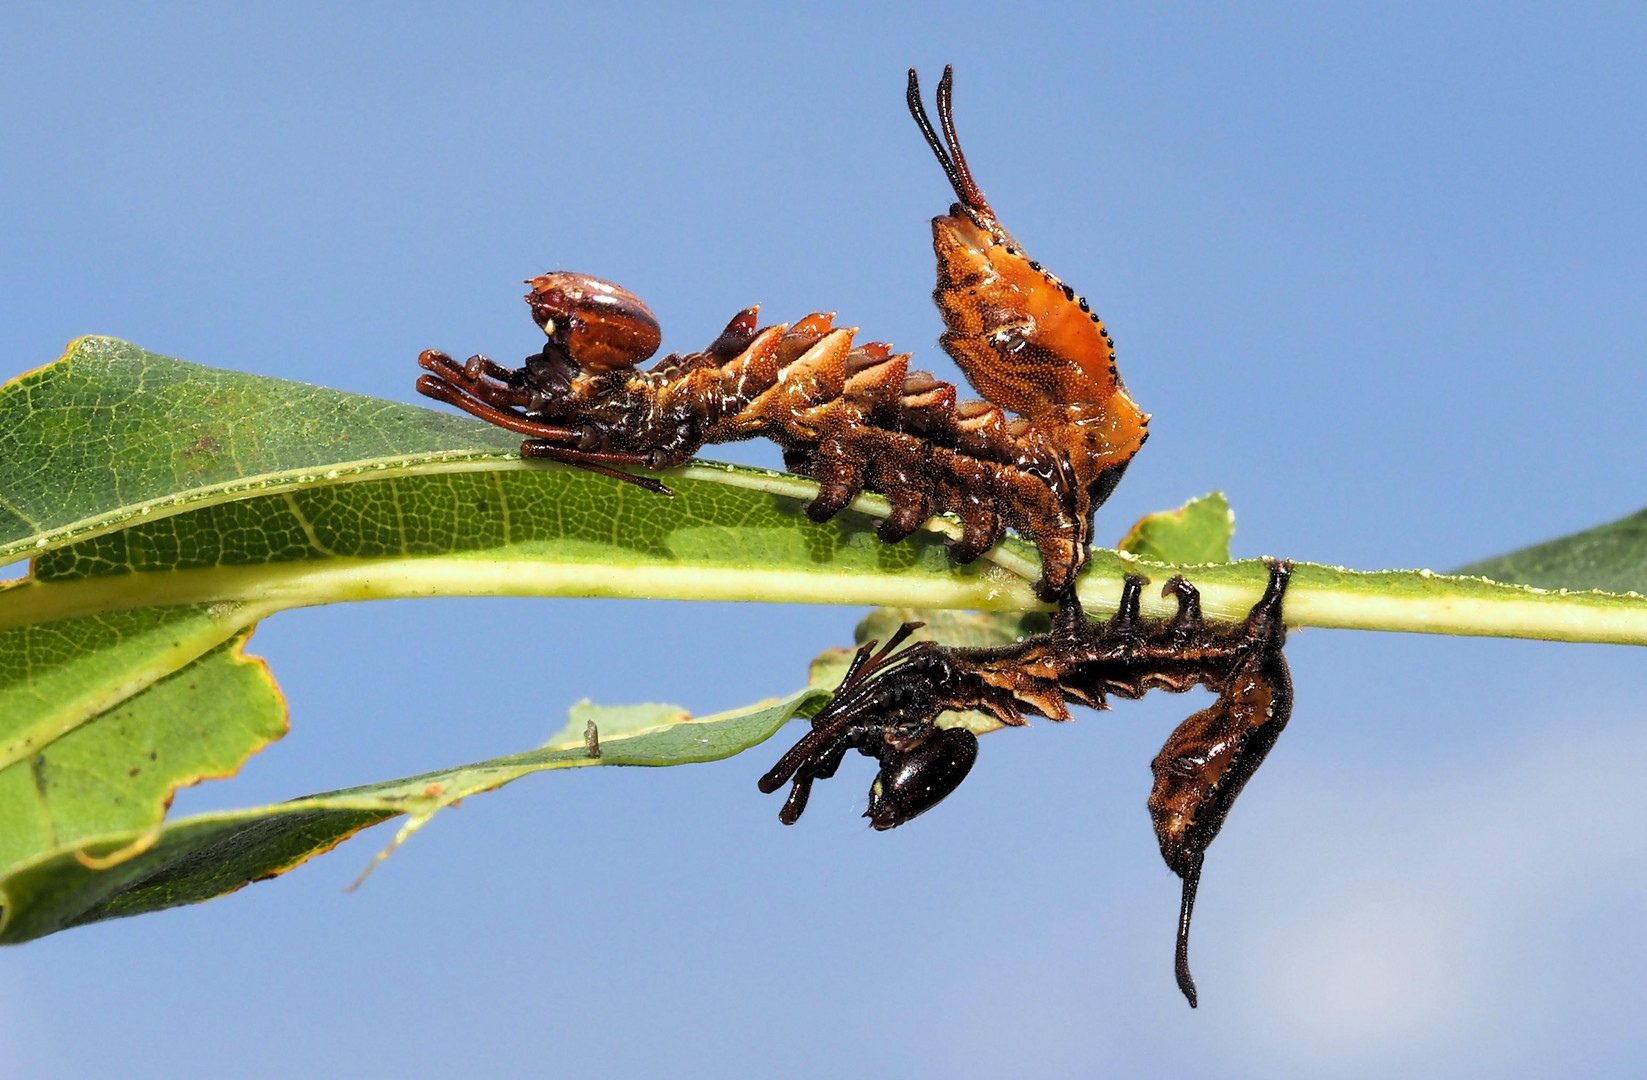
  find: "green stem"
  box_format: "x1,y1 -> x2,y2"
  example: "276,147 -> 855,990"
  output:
2,460 -> 1642,645
1,549 -> 1642,645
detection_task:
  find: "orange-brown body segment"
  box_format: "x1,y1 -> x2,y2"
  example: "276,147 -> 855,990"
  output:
908,66 -> 1150,594
929,206 -> 1149,479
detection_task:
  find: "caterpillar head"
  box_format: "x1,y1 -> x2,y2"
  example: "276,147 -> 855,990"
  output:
524,272 -> 662,373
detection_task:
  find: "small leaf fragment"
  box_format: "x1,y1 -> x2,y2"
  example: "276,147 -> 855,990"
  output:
1118,492 -> 1235,564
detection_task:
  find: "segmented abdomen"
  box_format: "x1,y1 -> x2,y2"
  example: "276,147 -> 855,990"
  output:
622,307 -> 1087,598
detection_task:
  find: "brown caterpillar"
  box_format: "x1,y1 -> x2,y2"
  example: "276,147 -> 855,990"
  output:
760,560 -> 1295,1008
415,68 -> 1149,600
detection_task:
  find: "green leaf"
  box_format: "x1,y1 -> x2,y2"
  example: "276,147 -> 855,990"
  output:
0,336 -> 518,565
1453,505 -> 1647,594
0,686 -> 824,944
0,632 -> 285,877
1117,491 -> 1235,564
0,604 -> 238,773
846,606 -> 1049,653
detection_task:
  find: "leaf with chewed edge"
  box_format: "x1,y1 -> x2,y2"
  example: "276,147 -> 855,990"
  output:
0,632 -> 285,878
0,684 -> 827,943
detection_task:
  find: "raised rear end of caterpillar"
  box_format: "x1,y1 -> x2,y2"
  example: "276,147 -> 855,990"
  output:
911,67 -> 1150,595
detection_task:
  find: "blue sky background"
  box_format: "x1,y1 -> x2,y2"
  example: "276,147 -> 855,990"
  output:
2,3 -> 1645,1076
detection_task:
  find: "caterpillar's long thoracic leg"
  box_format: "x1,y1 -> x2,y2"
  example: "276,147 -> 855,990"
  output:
414,372 -> 579,443
417,350 -> 536,410
417,364 -> 674,495
519,441 -> 674,496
